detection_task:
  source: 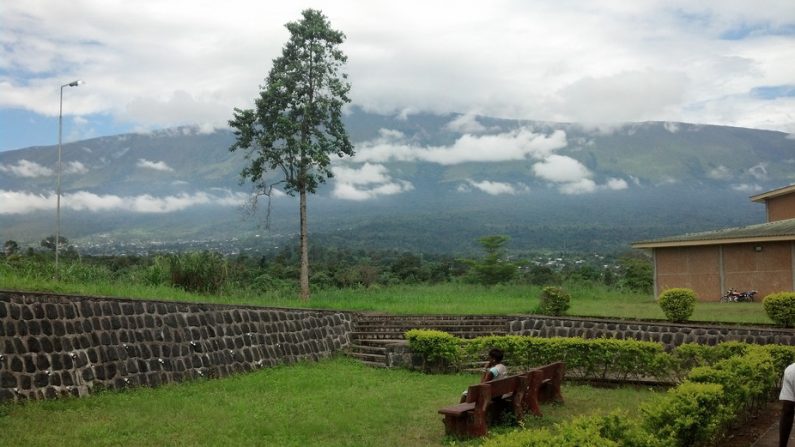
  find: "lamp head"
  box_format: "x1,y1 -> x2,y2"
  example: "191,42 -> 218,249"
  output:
68,80 -> 84,87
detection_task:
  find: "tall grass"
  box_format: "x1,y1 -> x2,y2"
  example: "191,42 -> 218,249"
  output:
0,357 -> 659,447
0,259 -> 773,324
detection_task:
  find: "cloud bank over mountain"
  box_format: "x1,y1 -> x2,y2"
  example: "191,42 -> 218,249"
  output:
0,189 -> 247,214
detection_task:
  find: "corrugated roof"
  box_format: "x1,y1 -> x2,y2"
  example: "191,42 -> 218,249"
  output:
632,218 -> 795,248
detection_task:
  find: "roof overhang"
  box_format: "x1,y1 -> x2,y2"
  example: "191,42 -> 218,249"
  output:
751,184 -> 795,203
632,234 -> 795,249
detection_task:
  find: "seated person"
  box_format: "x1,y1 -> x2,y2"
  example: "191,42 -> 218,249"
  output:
481,348 -> 507,382
460,348 -> 507,402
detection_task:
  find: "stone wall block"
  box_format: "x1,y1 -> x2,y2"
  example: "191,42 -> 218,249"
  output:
5,294 -> 376,401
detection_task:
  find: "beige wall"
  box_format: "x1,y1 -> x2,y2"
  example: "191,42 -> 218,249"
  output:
723,242 -> 793,298
655,246 -> 721,300
654,242 -> 794,301
767,194 -> 795,222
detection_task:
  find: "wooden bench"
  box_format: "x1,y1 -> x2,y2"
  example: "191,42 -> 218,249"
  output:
438,362 -> 565,438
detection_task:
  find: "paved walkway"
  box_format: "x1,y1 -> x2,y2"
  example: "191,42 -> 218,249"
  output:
752,420 -> 795,447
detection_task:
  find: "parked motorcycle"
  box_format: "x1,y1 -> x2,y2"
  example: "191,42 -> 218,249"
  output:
720,288 -> 757,302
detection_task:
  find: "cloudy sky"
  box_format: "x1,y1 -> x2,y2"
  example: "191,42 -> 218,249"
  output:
2,0 -> 794,152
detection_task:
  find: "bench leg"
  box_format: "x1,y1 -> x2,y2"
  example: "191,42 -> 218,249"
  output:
525,370 -> 544,417
469,409 -> 488,437
442,414 -> 469,438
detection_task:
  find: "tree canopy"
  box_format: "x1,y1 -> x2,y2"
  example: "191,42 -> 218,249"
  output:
229,9 -> 353,300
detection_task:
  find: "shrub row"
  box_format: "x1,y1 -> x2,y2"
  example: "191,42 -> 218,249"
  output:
642,346 -> 777,446
466,335 -> 666,381
406,331 -> 795,447
406,331 -> 795,381
482,411 -> 661,447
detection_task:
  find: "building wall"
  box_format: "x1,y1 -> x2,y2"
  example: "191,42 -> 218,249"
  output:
723,242 -> 793,298
655,246 -> 721,300
767,194 -> 795,222
654,242 -> 794,301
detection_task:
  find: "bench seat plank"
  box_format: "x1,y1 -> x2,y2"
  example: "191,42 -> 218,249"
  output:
438,402 -> 475,416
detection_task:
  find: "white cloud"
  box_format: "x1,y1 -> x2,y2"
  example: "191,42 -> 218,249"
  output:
331,163 -> 413,201
731,183 -> 763,193
707,165 -> 732,180
0,189 -> 247,214
464,179 -> 527,196
63,161 -> 89,174
663,122 -> 680,133
532,155 -> 591,183
445,113 -> 489,134
748,162 -> 768,180
2,1 -> 795,143
136,158 -> 174,172
531,154 -> 629,194
559,178 -> 598,195
354,128 -> 568,165
556,70 -> 689,124
0,159 -> 53,177
605,177 -> 629,190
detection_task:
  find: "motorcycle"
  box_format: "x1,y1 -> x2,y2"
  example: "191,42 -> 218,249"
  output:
720,288 -> 757,302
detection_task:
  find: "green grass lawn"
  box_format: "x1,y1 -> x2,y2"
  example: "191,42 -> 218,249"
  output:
0,357 -> 660,447
0,273 -> 774,325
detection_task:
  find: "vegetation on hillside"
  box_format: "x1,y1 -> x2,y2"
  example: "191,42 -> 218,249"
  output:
0,238 -> 773,324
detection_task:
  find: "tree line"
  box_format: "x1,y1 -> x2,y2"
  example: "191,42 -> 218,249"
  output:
2,235 -> 653,296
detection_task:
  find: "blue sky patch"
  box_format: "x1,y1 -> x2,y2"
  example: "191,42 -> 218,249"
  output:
721,23 -> 795,40
750,85 -> 795,100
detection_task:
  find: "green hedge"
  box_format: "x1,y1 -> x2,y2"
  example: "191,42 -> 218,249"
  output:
763,292 -> 795,327
405,330 -> 793,447
466,335 -> 666,381
404,329 -> 462,367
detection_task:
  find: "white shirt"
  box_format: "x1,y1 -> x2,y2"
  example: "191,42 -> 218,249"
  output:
488,364 -> 507,380
780,363 -> 795,402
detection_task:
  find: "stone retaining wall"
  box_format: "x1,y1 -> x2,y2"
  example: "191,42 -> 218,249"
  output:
3,291 -> 794,403
507,315 -> 795,349
0,291 -> 352,402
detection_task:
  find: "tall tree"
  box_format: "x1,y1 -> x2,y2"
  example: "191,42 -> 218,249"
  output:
229,9 -> 353,300
465,235 -> 516,285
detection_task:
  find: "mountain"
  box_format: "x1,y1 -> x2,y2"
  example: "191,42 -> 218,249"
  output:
1,109 -> 793,255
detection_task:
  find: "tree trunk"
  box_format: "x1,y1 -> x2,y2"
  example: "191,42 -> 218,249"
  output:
299,187 -> 310,301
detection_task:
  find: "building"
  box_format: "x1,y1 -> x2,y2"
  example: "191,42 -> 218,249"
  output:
632,184 -> 795,301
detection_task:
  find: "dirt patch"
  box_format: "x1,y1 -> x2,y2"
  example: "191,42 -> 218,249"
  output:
722,401 -> 780,447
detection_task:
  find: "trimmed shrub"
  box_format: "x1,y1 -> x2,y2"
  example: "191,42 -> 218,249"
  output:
537,286 -> 571,316
658,288 -> 696,322
404,329 -> 462,369
762,344 -> 795,379
763,292 -> 795,327
642,381 -> 728,447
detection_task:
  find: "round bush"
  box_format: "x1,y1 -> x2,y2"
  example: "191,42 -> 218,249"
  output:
763,292 -> 795,327
658,288 -> 696,322
537,286 -> 571,316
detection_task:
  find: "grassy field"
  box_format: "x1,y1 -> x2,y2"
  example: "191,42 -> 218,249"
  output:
0,272 -> 774,325
0,357 -> 660,447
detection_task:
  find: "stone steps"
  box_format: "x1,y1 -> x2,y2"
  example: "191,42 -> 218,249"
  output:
347,315 -> 511,368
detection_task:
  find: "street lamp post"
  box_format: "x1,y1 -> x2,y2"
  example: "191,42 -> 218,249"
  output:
55,80 -> 83,280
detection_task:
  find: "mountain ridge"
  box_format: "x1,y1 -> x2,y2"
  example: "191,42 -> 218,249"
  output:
1,109 -> 792,255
